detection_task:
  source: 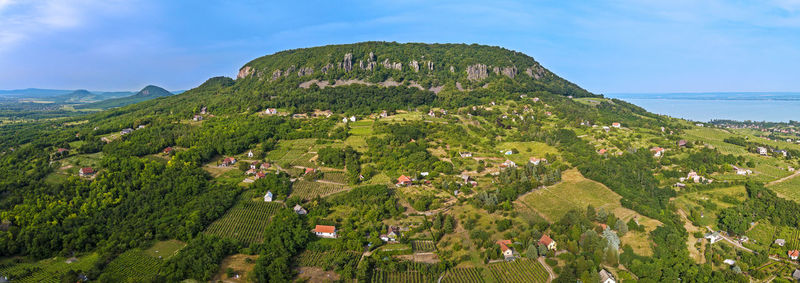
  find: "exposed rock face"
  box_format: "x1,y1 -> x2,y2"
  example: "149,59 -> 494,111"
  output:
358,60 -> 364,69
342,53 -> 353,71
493,66 -> 518,79
321,63 -> 334,74
466,64 -> 488,81
366,61 -> 377,71
410,60 -> 419,72
271,69 -> 282,81
237,66 -> 254,79
382,59 -> 402,71
525,66 -> 545,79
285,65 -> 296,76
369,52 -> 375,61
427,61 -> 434,71
449,66 -> 455,73
297,67 -> 313,76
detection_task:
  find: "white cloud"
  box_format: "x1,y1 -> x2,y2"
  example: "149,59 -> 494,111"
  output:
0,0 -> 137,53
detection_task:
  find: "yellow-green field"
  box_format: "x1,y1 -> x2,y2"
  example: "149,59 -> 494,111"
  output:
496,141 -> 560,165
769,174 -> 800,203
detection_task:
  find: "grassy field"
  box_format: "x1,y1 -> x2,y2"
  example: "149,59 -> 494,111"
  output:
0,253 -> 99,283
142,240 -> 186,259
212,254 -> 259,283
496,141 -> 560,165
204,193 -> 284,244
673,185 -> 747,229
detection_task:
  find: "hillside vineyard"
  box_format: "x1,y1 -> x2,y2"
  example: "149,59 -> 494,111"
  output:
1,42 -> 800,282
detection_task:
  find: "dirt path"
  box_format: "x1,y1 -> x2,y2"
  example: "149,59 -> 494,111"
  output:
677,209 -> 706,263
316,179 -> 347,186
767,170 -> 800,186
537,257 -> 555,283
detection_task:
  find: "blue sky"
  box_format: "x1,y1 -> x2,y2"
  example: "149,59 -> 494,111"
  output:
1,0 -> 800,93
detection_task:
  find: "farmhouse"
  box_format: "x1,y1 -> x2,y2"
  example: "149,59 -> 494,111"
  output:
163,147 -> 173,155
293,205 -> 307,215
705,232 -> 722,244
312,225 -> 337,238
248,150 -> 254,158
396,175 -> 412,186
538,234 -> 557,251
677,140 -> 688,147
650,147 -> 665,157
723,259 -> 736,265
305,167 -> 316,175
260,163 -> 270,170
264,191 -> 273,202
120,128 -> 134,135
56,148 -> 69,154
529,157 -> 547,165
193,115 -> 203,121
380,110 -> 388,117
612,122 -> 621,128
380,226 -> 401,242
79,167 -> 95,177
245,169 -> 257,175
598,149 -> 607,155
496,240 -> 515,260
599,269 -> 616,283
221,157 -> 236,167
349,116 -> 356,122
250,162 -> 260,170
500,160 -> 516,168
732,165 -> 752,175
255,172 -> 266,179
757,147 -> 768,155
459,152 -> 473,158
789,250 -> 799,260
776,239 -> 786,247
264,108 -> 277,115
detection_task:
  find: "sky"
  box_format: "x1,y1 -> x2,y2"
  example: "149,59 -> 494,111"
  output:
1,0 -> 800,93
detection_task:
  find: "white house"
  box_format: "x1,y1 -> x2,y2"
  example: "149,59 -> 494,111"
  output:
293,204 -> 307,215
529,157 -> 546,165
705,232 -> 722,244
758,147 -> 768,155
723,259 -> 736,265
312,225 -> 337,238
599,269 -> 616,283
342,117 -> 348,123
776,238 -> 787,247
264,191 -> 273,202
612,122 -> 621,128
247,150 -> 254,158
349,116 -> 356,122
500,160 -> 516,168
496,240 -> 515,260
460,152 -> 473,158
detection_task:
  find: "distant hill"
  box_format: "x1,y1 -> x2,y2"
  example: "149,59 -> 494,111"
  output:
76,85 -> 172,109
0,88 -> 73,98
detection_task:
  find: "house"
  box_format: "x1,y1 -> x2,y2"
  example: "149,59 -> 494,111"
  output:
599,223 -> 608,231
56,148 -> 69,154
420,172 -> 429,177
293,204 -> 307,215
674,182 -> 686,188
248,150 -> 254,158
380,110 -> 388,118
428,110 -> 436,117
529,157 -> 546,165
602,126 -> 610,132
757,147 -> 768,155
460,152 -> 473,158
79,167 -> 95,177
723,259 -> 736,265
250,161 -> 260,170
312,225 -> 337,238
532,97 -> 540,102
200,106 -> 207,114
598,149 -> 607,155
776,239 -> 786,246
732,166 -> 751,175
500,160 -> 516,168
163,147 -> 173,155
677,140 -> 688,147
538,234 -> 557,251
793,269 -> 800,280
380,226 -> 401,242
650,147 -> 665,157
504,150 -> 513,155
120,128 -> 134,135
221,157 -> 236,167
612,122 -> 621,128
137,125 -> 146,129
396,175 -> 412,186
342,117 -> 349,123
245,169 -> 257,175
255,172 -> 266,179
705,232 -> 722,244
260,163 -> 271,170
193,115 -> 203,121
264,191 -> 273,202
305,167 -> 316,175
599,269 -> 616,283
349,116 -> 356,122
265,108 -> 277,115
789,250 -> 799,260
460,174 -> 471,183
496,240 -> 515,260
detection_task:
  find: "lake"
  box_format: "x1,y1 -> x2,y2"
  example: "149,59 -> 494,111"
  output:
606,93 -> 800,122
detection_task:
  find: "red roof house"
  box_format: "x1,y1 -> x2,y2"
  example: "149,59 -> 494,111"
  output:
312,225 -> 337,238
397,175 -> 412,186
79,167 -> 95,177
221,157 -> 236,166
539,234 -> 557,251
305,167 -> 316,174
163,147 -> 173,154
56,148 -> 69,153
790,250 -> 799,260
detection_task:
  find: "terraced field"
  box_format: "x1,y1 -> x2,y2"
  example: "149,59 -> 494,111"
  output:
0,253 -> 99,283
411,240 -> 436,252
441,267 -> 485,283
291,180 -> 349,199
102,249 -> 163,282
487,259 -> 549,283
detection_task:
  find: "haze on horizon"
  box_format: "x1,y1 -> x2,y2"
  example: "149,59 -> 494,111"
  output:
1,0 -> 800,94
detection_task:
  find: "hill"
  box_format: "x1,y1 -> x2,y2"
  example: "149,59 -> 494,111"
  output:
1,42 -> 797,282
76,85 -> 172,109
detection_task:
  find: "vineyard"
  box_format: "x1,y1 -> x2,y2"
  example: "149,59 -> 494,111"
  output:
370,263 -> 438,283
487,259 -> 549,283
295,250 -> 361,270
204,197 -> 284,243
101,249 -> 163,282
321,171 -> 349,184
291,180 -> 349,199
0,253 -> 99,283
441,267 -> 486,283
411,240 -> 436,252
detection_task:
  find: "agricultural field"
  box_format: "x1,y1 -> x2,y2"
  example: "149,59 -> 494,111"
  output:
0,253 -> 99,283
101,249 -> 164,282
291,180 -> 349,199
267,138 -> 318,167
370,263 -> 437,283
441,267 -> 486,283
212,254 -> 259,283
411,240 -> 436,252
486,259 -> 549,283
143,240 -> 186,259
295,250 -> 361,270
321,171 -> 349,184
204,195 -> 284,244
496,141 -> 560,165
768,174 -> 800,203
673,185 -> 747,229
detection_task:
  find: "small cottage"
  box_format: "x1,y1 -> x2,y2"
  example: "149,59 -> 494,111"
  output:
312,225 -> 337,238
264,191 -> 273,202
293,204 -> 307,215
79,167 -> 95,177
538,234 -> 557,251
396,175 -> 412,186
599,269 -> 616,283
